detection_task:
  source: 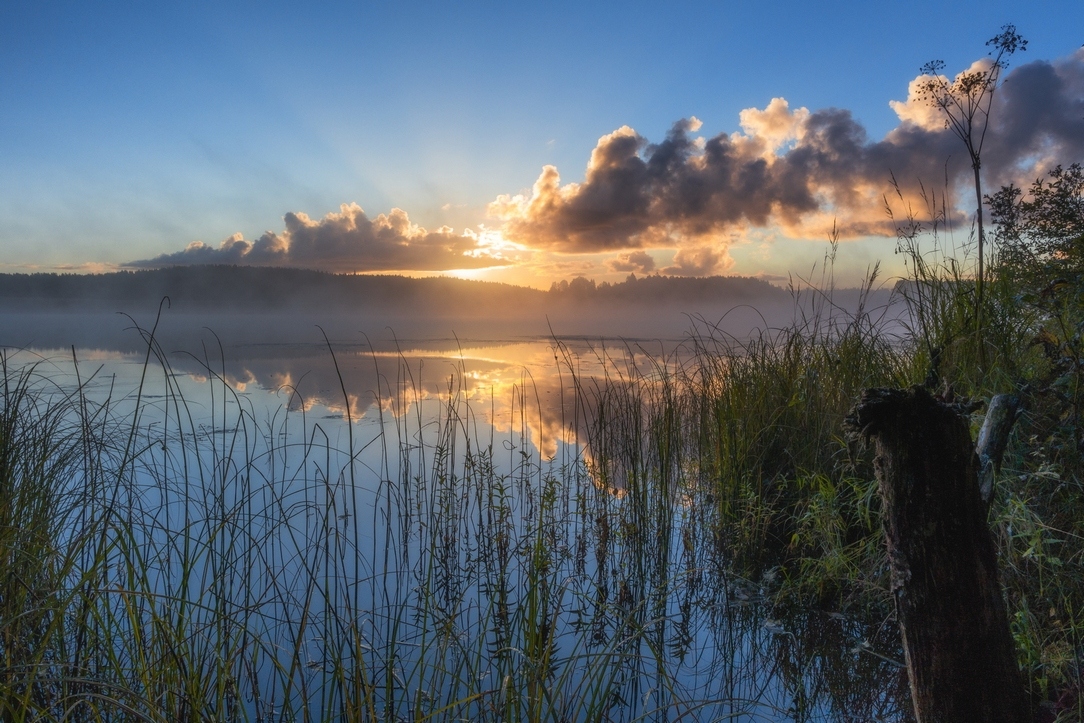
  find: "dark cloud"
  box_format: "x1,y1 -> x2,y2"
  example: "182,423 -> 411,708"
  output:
491,51 -> 1084,252
127,204 -> 510,273
607,250 -> 656,274
983,51 -> 1084,179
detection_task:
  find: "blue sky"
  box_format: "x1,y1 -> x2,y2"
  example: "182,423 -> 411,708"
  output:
2,1 -> 1082,286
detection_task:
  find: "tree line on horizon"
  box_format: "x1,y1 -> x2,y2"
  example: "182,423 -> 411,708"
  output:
0,265 -> 789,313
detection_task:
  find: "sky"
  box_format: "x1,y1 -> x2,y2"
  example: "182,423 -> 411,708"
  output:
1,1 -> 1082,288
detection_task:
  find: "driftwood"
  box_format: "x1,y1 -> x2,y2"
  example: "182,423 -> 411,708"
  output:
846,386 -> 1028,723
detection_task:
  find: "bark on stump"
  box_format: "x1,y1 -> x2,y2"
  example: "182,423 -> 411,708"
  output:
845,386 -> 1028,723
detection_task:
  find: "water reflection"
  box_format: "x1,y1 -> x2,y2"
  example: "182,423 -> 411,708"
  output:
158,335 -> 689,471
1,327 -> 910,721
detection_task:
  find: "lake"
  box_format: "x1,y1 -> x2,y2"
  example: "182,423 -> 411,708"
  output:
0,308 -> 911,722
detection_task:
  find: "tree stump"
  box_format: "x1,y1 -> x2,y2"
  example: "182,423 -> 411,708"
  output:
845,386 -> 1028,723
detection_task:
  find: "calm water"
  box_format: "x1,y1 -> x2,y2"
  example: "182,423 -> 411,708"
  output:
1,313 -> 911,721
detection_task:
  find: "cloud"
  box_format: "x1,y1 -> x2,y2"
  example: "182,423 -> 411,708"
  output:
982,49 -> 1084,179
888,58 -> 995,131
127,204 -> 510,273
661,246 -> 733,277
607,250 -> 656,274
491,51 -> 1084,253
488,124 -> 658,253
739,97 -> 809,154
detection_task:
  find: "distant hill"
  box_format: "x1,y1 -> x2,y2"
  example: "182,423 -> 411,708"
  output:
0,266 -> 789,314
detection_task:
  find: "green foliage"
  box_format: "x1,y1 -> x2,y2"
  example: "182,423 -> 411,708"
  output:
990,163 -> 1084,272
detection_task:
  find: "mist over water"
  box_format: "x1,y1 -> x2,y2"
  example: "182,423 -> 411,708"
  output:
0,280 -> 902,452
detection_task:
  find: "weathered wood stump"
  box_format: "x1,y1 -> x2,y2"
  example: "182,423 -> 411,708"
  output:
845,386 -> 1028,723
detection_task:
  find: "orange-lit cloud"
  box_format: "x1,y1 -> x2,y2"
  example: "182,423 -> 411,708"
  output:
491,51 -> 1084,257
888,59 -> 996,132
487,103 -> 929,254
738,97 -> 809,155
607,250 -> 656,274
127,204 -> 510,273
661,246 -> 733,277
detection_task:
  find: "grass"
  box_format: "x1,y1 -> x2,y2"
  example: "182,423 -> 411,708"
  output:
1,207 -> 1083,720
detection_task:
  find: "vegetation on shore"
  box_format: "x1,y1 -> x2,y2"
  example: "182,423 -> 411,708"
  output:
0,164 -> 1082,720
